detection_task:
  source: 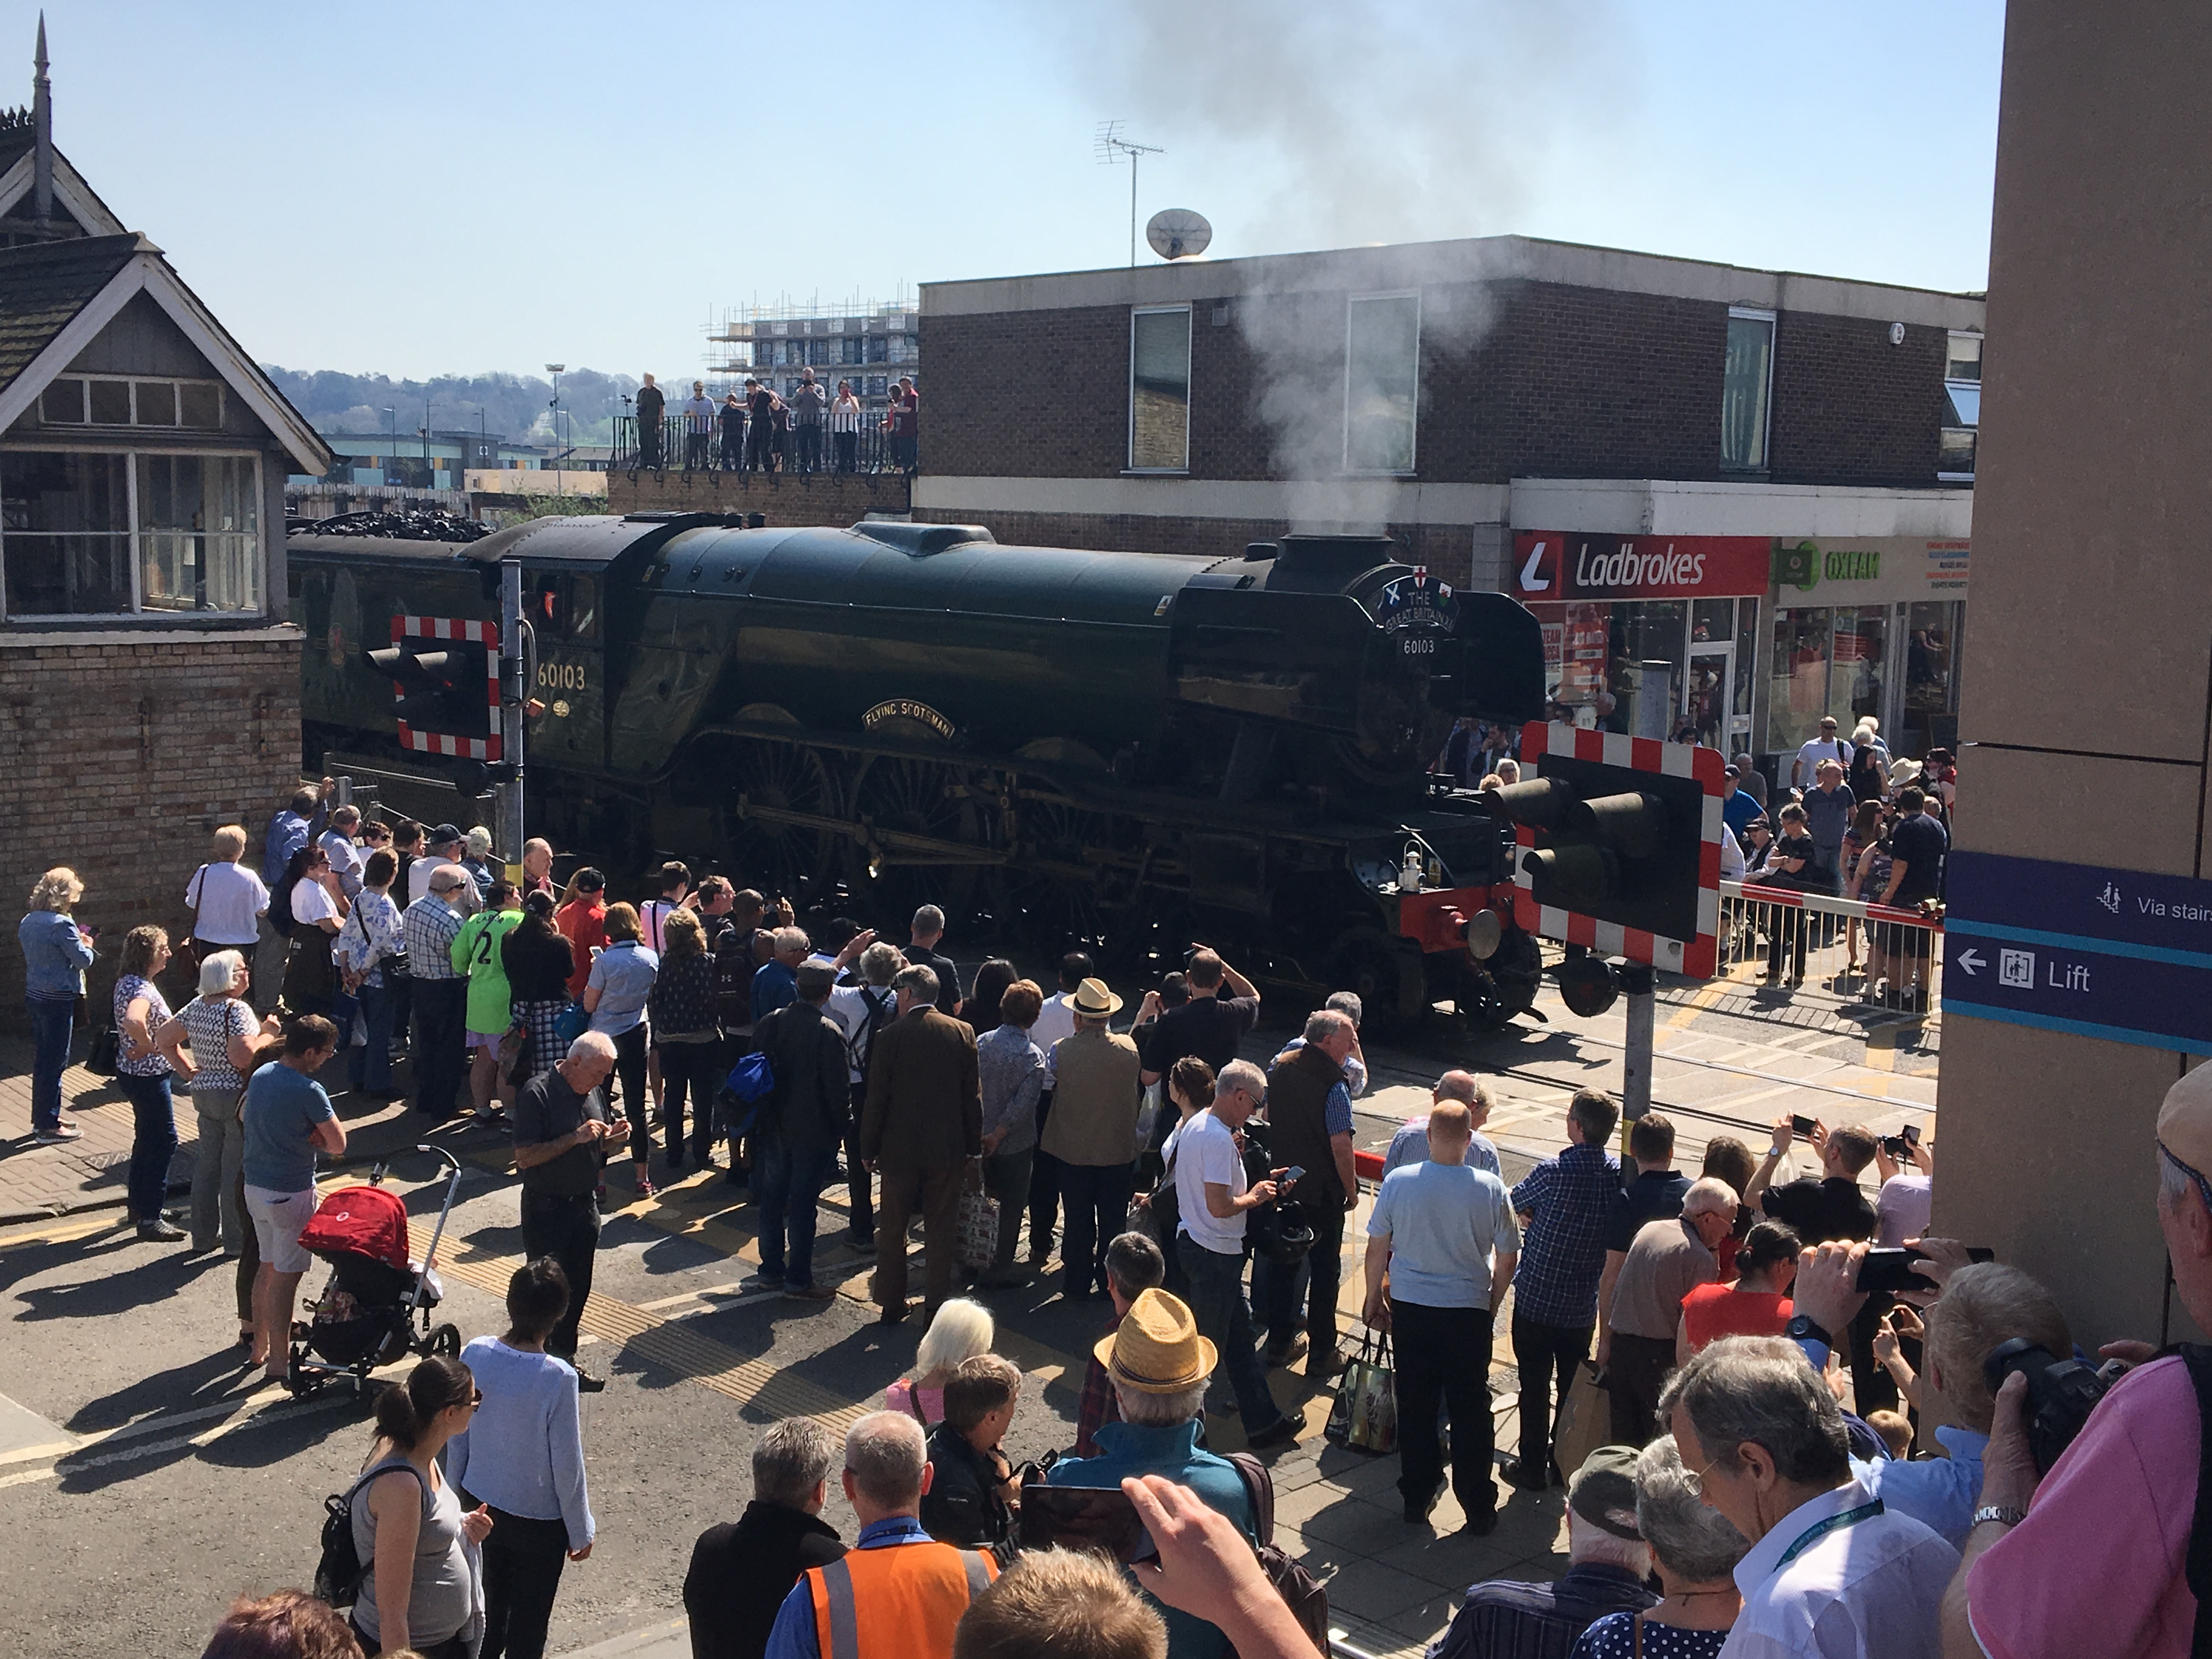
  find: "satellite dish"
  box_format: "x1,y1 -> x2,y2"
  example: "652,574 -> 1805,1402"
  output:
1146,208 -> 1213,261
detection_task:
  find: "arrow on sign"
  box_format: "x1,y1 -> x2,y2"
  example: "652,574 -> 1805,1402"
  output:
1957,948 -> 1985,976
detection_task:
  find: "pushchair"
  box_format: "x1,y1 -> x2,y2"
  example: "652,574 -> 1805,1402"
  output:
284,1144 -> 464,1397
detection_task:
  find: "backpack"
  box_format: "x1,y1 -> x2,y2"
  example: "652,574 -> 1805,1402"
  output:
711,926 -> 761,1026
314,1458 -> 425,1608
1224,1452 -> 1330,1655
847,985 -> 895,1082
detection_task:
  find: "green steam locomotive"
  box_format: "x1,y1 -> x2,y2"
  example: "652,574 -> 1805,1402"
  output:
289,511 -> 1547,1025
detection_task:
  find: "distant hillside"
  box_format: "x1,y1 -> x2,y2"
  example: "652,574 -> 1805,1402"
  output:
261,366 -> 641,448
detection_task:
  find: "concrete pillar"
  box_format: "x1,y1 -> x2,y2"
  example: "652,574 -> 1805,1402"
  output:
1935,0 -> 2212,1346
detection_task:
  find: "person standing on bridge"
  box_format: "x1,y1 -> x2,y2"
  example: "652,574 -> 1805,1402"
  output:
635,373 -> 665,470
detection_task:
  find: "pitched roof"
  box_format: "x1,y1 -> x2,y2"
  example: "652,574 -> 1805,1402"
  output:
0,230 -> 140,394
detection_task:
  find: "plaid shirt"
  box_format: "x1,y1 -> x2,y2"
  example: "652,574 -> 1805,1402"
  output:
1073,1338 -> 1122,1458
402,895 -> 466,981
1509,1142 -> 1622,1327
1425,1564 -> 1656,1659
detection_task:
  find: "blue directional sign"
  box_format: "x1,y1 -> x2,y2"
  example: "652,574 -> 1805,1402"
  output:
1943,850 -> 2212,1053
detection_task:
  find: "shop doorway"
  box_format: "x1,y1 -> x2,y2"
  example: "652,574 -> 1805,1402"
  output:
1683,642 -> 1735,749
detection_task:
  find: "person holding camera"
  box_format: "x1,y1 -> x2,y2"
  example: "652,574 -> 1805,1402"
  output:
1937,1068 -> 2212,1658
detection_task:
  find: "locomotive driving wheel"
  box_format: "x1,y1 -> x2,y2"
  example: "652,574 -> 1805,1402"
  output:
721,738 -> 840,907
846,754 -> 994,927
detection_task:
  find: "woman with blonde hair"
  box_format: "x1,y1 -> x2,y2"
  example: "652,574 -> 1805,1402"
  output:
585,901 -> 658,1196
184,825 -> 272,975
115,925 -> 186,1241
19,866 -> 93,1143
885,1297 -> 996,1425
647,906 -> 720,1175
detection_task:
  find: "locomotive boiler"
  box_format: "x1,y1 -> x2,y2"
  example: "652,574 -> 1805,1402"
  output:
290,511 -> 1548,1025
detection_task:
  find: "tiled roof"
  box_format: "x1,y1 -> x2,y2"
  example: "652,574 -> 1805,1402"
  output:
0,231 -> 142,397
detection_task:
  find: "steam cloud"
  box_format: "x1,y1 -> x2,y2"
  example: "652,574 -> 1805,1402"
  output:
1041,0 -> 1635,526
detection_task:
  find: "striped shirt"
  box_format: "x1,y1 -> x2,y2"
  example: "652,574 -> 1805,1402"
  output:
402,895 -> 466,981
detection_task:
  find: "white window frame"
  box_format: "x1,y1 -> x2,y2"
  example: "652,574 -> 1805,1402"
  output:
1127,303 -> 1193,475
1342,289 -> 1421,476
1944,328 -> 1984,382
36,374 -> 227,431
0,443 -> 266,623
1939,329 -> 1983,482
1723,306 -> 1777,473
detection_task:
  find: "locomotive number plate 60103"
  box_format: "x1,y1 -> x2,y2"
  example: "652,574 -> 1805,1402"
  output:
1398,635 -> 1438,657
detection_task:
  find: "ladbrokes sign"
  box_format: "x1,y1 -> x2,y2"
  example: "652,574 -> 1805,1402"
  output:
1511,532 -> 1771,602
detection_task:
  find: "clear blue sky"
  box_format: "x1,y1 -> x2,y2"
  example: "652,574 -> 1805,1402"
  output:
20,0 -> 2004,381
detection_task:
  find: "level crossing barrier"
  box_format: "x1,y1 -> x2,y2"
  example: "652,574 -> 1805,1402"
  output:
1719,878 -> 1943,1017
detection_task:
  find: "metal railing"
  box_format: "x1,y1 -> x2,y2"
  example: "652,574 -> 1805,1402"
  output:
1718,878 -> 1944,1018
613,413 -> 911,476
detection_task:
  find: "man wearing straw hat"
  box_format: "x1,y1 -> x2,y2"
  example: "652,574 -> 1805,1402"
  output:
1048,1288 -> 1259,1659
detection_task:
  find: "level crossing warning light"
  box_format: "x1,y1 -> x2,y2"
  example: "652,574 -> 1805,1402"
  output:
366,616 -> 502,760
1480,723 -> 1726,978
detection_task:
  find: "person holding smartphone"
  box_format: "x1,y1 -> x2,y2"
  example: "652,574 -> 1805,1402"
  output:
511,1031 -> 626,1393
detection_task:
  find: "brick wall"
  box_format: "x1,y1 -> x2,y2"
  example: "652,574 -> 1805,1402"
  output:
0,634 -> 304,1025
607,467 -> 910,521
1769,313 -> 1949,486
922,278 -> 1954,492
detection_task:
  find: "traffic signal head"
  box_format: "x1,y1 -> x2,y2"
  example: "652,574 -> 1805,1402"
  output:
365,629 -> 496,756
1483,754 -> 1710,948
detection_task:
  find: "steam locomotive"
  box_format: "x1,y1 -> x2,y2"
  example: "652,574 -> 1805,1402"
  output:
288,511 -> 1548,1025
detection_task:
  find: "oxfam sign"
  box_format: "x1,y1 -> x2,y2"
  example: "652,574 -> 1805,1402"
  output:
1772,540 -> 1882,594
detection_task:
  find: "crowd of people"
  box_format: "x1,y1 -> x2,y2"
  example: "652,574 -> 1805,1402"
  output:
22,769 -> 2205,1659
629,370 -> 920,476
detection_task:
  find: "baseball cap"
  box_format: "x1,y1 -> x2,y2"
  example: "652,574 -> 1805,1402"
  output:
2158,1063 -> 2212,1181
427,822 -> 464,847
1567,1445 -> 1644,1540
572,867 -> 606,893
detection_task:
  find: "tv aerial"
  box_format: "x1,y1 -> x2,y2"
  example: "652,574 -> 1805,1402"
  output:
1097,120 -> 1165,268
1146,208 -> 1212,261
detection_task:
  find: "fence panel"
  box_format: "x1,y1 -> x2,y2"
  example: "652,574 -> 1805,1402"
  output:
1717,879 -> 1943,1017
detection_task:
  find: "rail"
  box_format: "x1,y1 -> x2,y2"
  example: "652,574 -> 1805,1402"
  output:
613,412 -> 910,476
1719,877 -> 1944,1017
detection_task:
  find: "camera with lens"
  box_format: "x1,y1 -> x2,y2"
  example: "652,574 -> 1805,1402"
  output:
1982,1338 -> 2120,1474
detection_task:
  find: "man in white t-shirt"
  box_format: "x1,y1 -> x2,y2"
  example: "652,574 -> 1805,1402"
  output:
1791,716 -> 1857,792
1029,950 -> 1089,1056
185,825 -> 271,952
1171,1058 -> 1299,1448
1873,1131 -> 1934,1247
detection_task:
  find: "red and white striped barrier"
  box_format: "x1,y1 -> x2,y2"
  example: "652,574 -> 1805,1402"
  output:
1723,879 -> 1944,932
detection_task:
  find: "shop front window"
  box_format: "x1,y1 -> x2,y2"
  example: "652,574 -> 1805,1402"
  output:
1601,600 -> 1688,739
1767,607 -> 1833,754
1903,600 -> 1965,754
1830,605 -> 1888,731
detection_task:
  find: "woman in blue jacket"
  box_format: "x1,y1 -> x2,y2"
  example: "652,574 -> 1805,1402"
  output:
19,867 -> 95,1143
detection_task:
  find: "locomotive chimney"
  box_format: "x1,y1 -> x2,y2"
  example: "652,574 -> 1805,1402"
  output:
1262,532 -> 1400,593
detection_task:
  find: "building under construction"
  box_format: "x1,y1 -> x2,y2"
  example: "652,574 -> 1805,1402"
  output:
704,299 -> 918,413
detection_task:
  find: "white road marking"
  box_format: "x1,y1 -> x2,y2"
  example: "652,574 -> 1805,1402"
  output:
0,1389 -> 356,1489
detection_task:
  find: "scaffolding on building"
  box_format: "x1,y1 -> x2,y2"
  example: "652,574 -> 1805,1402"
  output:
703,294 -> 919,410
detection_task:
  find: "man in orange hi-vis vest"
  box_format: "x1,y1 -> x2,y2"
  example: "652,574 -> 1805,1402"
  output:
765,1411 -> 998,1659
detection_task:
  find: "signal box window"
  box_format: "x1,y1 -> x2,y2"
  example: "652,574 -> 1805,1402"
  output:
1,450 -> 262,619
36,376 -> 224,430
1722,309 -> 1775,471
1,452 -> 131,615
1344,292 -> 1419,473
139,455 -> 260,614
1128,306 -> 1192,472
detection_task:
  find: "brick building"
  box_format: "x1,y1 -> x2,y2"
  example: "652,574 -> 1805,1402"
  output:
916,235 -> 1983,768
0,31 -> 328,1020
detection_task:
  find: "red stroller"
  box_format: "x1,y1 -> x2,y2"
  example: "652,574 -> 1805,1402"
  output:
285,1144 -> 464,1396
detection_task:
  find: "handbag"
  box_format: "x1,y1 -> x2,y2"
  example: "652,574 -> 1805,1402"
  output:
1550,1359 -> 1612,1488
85,1020 -> 120,1077
956,1160 -> 999,1271
1324,1329 -> 1398,1454
498,1022 -> 534,1086
552,1001 -> 589,1047
1131,1132 -> 1182,1245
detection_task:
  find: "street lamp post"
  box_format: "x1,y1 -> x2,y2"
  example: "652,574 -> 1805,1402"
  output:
382,407 -> 396,490
546,364 -> 566,496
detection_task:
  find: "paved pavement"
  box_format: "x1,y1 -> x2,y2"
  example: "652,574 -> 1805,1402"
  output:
0,968 -> 1936,1659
